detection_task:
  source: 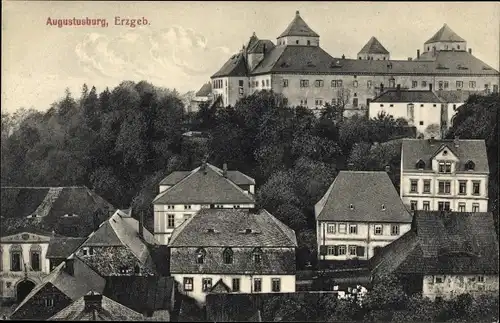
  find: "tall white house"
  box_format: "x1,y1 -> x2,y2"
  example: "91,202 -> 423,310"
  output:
152,162 -> 256,245
315,171 -> 413,263
168,208 -> 298,304
400,138 -> 489,213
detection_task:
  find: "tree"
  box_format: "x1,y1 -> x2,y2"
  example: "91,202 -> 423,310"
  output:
425,123 -> 441,139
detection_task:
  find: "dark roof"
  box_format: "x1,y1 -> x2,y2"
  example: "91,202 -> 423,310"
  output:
195,82 -> 212,97
46,237 -> 87,259
425,24 -> 466,44
250,45 -> 498,76
436,90 -> 476,103
0,186 -> 115,237
248,39 -> 275,54
371,211 -> 499,277
246,33 -> 259,51
153,164 -> 255,204
278,11 -> 319,38
49,291 -> 144,321
401,139 -> 489,173
315,171 -> 412,223
211,52 -> 248,78
169,208 -> 297,247
371,89 -> 443,103
159,166 -> 255,186
358,37 -> 389,54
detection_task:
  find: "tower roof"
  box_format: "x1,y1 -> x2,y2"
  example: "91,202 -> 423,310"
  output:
246,32 -> 259,50
358,36 -> 389,54
425,24 -> 465,44
278,10 -> 319,38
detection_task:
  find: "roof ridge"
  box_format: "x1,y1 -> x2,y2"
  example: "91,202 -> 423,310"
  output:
168,210 -> 200,245
153,167 -> 201,203
262,209 -> 298,247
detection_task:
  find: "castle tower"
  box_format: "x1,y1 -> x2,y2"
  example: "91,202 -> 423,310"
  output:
276,10 -> 319,47
357,37 -> 390,60
423,24 -> 467,53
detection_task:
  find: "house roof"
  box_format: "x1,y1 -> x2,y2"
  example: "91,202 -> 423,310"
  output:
425,24 -> 466,44
248,39 -> 275,54
358,37 -> 389,55
370,211 -> 499,277
210,279 -> 232,294
211,52 -> 248,78
436,90 -> 476,103
278,11 -> 319,38
246,33 -> 259,51
195,82 -> 212,97
0,186 -> 115,237
46,237 -> 87,259
401,139 -> 489,173
159,166 -> 255,186
153,163 -> 255,204
48,291 -> 144,321
168,208 -> 297,247
371,89 -> 444,103
315,171 -> 412,223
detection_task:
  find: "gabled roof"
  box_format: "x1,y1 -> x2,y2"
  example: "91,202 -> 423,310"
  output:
0,186 -> 115,237
371,89 -> 444,103
159,166 -> 255,186
195,82 -> 212,97
248,39 -> 275,54
358,37 -> 389,55
153,164 -> 255,205
210,279 -> 231,294
48,292 -> 144,321
315,171 -> 412,223
425,24 -> 466,44
211,52 -> 248,78
246,32 -> 259,51
278,10 -> 319,38
401,139 -> 489,173
46,237 -> 87,259
436,90 -> 476,103
371,211 -> 499,277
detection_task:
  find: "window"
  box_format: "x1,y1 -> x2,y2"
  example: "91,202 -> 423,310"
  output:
10,245 -> 22,272
167,205 -> 174,209
444,81 -> 449,89
261,80 -> 265,87
30,245 -> 42,272
327,246 -> 336,255
183,277 -> 194,291
458,203 -> 466,212
423,201 -> 430,210
45,298 -> 54,307
438,161 -> 452,173
374,225 -> 383,235
459,181 -> 467,195
367,80 -> 372,88
435,276 -> 444,284
419,121 -> 424,126
353,98 -> 358,107
331,80 -> 343,88
356,246 -> 365,257
327,223 -> 336,234
422,81 -> 427,87
349,224 -> 358,234
338,223 -> 347,234
438,181 -> 451,194
300,99 -> 308,106
272,278 -> 281,292
410,179 -> 418,193
331,98 -> 337,105
472,203 -> 479,212
266,79 -> 269,87
315,80 -> 324,87
167,214 -> 175,228
456,81 -> 463,88
477,276 -> 485,283
338,245 -> 346,255
307,40 -> 311,45
239,88 -> 244,96
353,80 -> 358,88
296,40 -> 299,44
469,81 -> 476,88
315,99 -> 323,106
202,278 -> 212,292
465,160 -> 475,171
423,180 -> 431,193
438,202 -> 451,211
438,81 -> 443,90
253,248 -> 262,264
472,181 -> 480,195
412,81 -> 418,88
391,225 -> 400,236
81,247 -> 94,257
254,278 -> 262,292
410,200 -> 418,211
183,214 -> 192,222
223,248 -> 233,264
196,248 -> 206,264
184,205 -> 191,210
494,84 -> 499,93
348,245 -> 357,256
283,79 -> 288,87
232,278 -> 240,292
300,80 -> 309,88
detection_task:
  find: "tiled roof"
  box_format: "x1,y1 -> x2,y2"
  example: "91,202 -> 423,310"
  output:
250,46 -> 499,76
425,24 -> 466,44
278,11 -> 319,38
315,171 -> 412,223
168,208 -> 297,247
48,292 -> 144,321
211,52 -> 248,78
195,82 -> 212,97
436,90 -> 476,103
358,37 -> 389,54
159,166 -> 255,186
371,211 -> 499,277
246,33 -> 259,51
153,164 -> 255,204
0,186 -> 115,237
371,90 -> 444,103
248,39 -> 275,54
159,171 -> 192,185
401,139 -> 489,173
46,237 -> 87,259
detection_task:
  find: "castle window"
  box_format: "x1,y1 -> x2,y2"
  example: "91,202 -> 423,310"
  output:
353,98 -> 358,107
457,45 -> 461,50
353,80 -> 358,88
167,214 -> 175,228
283,79 -> 288,87
412,81 -> 418,88
300,80 -> 309,88
30,244 -> 42,272
261,80 -> 265,87
183,277 -> 194,291
416,159 -> 425,169
422,81 -> 427,87
253,247 -> 263,264
367,80 -> 372,88
296,40 -> 299,44
444,81 -> 449,89
456,81 -> 463,88
266,79 -> 269,87
10,245 -> 22,272
196,248 -> 206,264
469,81 -> 476,88
223,248 -> 233,264
307,40 -> 311,45
202,278 -> 213,292
315,80 -> 324,87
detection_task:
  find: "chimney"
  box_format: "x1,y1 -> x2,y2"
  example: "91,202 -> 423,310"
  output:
342,54 -> 345,59
454,136 -> 460,147
222,163 -> 228,178
429,83 -> 433,92
84,292 -> 103,313
139,211 -> 144,239
417,49 -> 420,59
262,44 -> 266,54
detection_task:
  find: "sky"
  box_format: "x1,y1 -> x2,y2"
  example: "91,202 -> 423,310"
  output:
2,1 -> 499,113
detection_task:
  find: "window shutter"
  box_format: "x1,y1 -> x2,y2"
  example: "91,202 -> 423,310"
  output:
334,246 -> 339,256
356,246 -> 365,257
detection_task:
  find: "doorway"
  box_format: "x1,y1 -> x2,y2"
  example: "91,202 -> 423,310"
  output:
16,279 -> 36,302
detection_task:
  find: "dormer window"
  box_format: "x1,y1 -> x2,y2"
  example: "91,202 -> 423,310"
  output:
438,161 -> 452,173
223,248 -> 233,264
253,248 -> 263,264
349,204 -> 354,210
381,204 -> 386,211
416,160 -> 426,169
465,160 -> 475,171
196,248 -> 206,264
81,247 -> 94,257
245,229 -> 252,234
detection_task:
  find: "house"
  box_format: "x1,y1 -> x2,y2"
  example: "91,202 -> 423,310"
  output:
0,186 -> 114,302
435,90 -> 475,129
46,237 -> 87,271
48,291 -> 145,321
9,257 -> 106,320
153,162 -> 256,244
73,209 -> 158,277
315,171 -> 412,263
370,211 -> 499,300
168,208 -> 298,304
205,11 -> 498,115
190,82 -> 213,112
400,138 -> 489,212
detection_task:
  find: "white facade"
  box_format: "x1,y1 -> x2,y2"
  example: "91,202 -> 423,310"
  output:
317,221 -> 411,260
423,274 -> 499,301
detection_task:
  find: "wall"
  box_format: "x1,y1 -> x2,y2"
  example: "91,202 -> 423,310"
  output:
422,274 -> 499,300
277,36 -> 319,47
423,42 -> 467,52
358,53 -> 390,61
173,273 -> 296,304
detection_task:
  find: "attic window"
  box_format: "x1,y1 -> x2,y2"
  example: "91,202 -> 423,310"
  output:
280,62 -> 290,68
245,228 -> 252,234
457,65 -> 468,70
436,64 -> 449,70
81,247 -> 94,257
416,159 -> 426,169
381,204 -> 386,211
206,228 -> 218,233
465,160 -> 475,171
330,61 -> 342,68
443,150 -> 448,155
196,248 -> 206,264
482,66 -> 492,70
306,61 -> 316,67
63,213 -> 77,217
349,204 -> 354,210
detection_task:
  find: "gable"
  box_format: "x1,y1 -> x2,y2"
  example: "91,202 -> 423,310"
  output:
0,232 -> 51,243
432,145 -> 459,162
